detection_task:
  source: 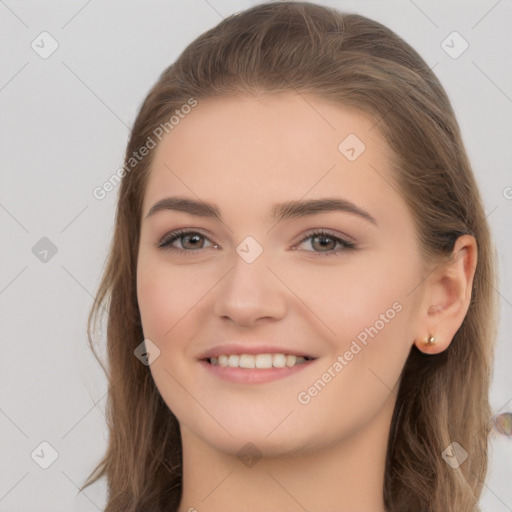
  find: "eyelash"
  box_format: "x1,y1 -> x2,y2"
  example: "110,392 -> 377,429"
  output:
157,229 -> 356,257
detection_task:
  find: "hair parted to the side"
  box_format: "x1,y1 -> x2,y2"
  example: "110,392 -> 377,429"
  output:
80,2 -> 497,511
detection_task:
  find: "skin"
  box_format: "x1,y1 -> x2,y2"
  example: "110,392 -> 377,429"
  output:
136,92 -> 477,512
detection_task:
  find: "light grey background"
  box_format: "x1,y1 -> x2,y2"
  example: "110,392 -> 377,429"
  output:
0,1 -> 511,511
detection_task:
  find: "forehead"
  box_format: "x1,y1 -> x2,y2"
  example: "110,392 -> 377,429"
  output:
143,92 -> 400,223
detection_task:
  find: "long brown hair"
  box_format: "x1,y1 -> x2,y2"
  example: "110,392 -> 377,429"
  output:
81,2 -> 497,510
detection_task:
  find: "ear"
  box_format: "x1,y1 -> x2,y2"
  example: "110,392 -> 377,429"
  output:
413,234 -> 478,354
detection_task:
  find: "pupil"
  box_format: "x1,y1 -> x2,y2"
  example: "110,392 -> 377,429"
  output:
315,235 -> 333,250
185,234 -> 201,249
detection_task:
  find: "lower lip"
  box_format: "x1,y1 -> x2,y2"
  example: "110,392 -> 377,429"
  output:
199,359 -> 316,384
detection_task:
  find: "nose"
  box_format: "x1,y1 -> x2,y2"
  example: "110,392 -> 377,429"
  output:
212,247 -> 287,327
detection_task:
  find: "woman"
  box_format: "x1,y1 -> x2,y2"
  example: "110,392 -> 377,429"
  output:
81,2 -> 497,511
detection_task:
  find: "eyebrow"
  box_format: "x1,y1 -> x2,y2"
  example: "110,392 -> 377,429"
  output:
145,196 -> 378,226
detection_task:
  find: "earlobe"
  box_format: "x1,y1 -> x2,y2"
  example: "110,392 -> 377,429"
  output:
414,235 -> 478,354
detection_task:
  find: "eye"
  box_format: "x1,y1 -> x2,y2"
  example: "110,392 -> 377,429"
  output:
158,229 -> 217,254
158,228 -> 356,257
293,230 -> 356,257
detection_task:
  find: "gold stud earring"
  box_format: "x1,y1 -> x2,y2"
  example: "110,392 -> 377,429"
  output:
424,335 -> 437,346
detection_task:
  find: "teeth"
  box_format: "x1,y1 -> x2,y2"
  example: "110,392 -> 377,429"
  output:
227,355 -> 239,367
240,354 -> 256,368
286,355 -> 297,367
209,353 -> 310,368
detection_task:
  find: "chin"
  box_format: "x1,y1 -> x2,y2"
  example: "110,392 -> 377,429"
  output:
180,411 -> 323,459
199,429 -> 311,459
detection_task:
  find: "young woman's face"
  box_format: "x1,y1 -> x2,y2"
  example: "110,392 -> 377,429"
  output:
137,92 -> 427,456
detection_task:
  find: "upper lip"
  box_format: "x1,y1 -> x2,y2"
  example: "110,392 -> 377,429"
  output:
198,344 -> 317,360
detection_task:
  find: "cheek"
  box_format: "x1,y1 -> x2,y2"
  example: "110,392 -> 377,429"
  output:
291,268 -> 418,443
274,250 -> 419,348
136,256 -> 198,340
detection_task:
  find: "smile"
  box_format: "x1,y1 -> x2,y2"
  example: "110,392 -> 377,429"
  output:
208,353 -> 313,368
200,353 -> 317,384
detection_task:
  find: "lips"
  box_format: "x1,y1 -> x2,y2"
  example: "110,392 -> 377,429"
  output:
199,354 -> 317,384
198,343 -> 317,361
